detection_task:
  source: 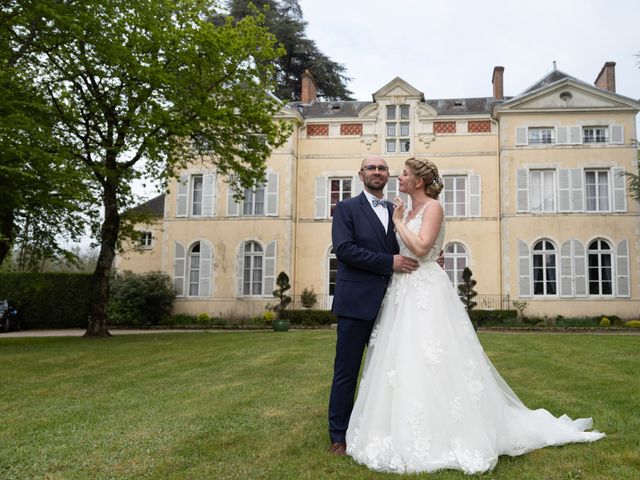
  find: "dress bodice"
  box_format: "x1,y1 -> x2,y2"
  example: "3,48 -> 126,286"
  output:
397,204 -> 445,264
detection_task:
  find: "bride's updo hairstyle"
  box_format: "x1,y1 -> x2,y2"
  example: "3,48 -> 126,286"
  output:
405,158 -> 443,199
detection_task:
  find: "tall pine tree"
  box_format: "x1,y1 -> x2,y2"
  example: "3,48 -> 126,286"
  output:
226,0 -> 353,101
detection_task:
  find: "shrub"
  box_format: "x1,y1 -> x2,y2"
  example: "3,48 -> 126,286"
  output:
279,309 -> 336,326
468,309 -> 518,327
624,320 -> 640,328
600,316 -> 610,327
272,272 -> 292,313
108,271 -> 175,326
0,272 -> 91,329
300,288 -> 318,308
262,311 -> 275,324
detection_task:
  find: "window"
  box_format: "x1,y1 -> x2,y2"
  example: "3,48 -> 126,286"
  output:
242,241 -> 263,296
137,231 -> 152,248
191,175 -> 203,215
588,239 -> 613,295
529,170 -> 555,212
444,243 -> 468,289
532,240 -> 557,295
328,248 -> 337,297
176,173 -> 215,218
528,127 -> 554,144
385,105 -> 410,153
330,178 -> 352,216
585,170 -> 609,211
443,176 -> 466,217
583,127 -> 608,143
242,184 -> 265,215
188,243 -> 201,296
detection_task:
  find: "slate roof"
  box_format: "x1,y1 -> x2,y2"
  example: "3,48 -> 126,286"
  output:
520,69 -> 581,95
290,97 -> 508,118
129,194 -> 165,217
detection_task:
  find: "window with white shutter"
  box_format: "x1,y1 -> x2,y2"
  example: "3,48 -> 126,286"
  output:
616,239 -> 630,297
173,242 -> 186,296
266,172 -> 279,216
264,241 -> 277,297
610,125 -> 624,144
612,167 -> 627,212
516,169 -> 529,212
518,240 -> 531,297
176,175 -> 189,217
315,176 -> 327,219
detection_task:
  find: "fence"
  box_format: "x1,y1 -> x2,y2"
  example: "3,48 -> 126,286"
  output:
290,294 -> 511,311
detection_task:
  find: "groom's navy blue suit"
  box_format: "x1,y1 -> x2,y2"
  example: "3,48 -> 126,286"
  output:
328,192 -> 399,444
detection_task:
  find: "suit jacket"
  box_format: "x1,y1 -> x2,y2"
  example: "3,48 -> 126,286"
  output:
331,192 -> 399,321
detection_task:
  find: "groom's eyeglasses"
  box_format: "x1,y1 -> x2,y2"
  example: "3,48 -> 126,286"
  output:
361,165 -> 389,172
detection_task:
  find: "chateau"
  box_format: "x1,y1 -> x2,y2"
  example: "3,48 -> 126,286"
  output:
116,62 -> 640,320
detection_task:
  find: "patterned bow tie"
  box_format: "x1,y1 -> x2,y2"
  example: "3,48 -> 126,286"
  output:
371,198 -> 389,208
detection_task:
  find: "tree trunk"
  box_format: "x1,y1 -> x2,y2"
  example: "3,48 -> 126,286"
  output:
0,197 -> 15,266
84,183 -> 120,338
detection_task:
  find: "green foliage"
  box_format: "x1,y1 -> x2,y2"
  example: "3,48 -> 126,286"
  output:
0,272 -> 91,328
457,267 -> 478,312
512,300 -> 529,318
278,309 -> 336,326
600,316 -> 611,327
624,320 -> 640,328
300,287 -> 317,308
468,309 -> 518,327
108,271 -> 175,327
272,271 -> 292,312
619,141 -> 640,203
226,0 -> 353,101
262,310 -> 275,324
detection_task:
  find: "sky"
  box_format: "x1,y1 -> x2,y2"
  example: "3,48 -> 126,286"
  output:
298,0 -> 640,105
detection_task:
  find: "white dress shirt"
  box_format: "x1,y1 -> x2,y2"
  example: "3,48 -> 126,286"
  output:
363,191 -> 389,233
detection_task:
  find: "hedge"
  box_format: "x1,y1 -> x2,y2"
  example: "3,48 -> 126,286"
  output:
0,272 -> 91,329
468,309 -> 518,327
278,309 -> 336,326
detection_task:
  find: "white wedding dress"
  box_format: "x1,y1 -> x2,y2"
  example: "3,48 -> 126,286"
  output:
346,205 -> 604,475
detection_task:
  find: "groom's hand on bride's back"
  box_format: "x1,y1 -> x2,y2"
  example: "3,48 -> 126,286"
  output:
437,250 -> 444,268
392,255 -> 419,273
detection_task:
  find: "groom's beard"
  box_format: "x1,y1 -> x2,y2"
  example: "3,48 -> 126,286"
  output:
363,176 -> 387,192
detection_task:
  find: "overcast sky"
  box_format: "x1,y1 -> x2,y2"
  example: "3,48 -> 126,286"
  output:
298,0 -> 640,105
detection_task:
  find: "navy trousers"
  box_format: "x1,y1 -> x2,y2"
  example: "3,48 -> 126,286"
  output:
328,316 -> 375,443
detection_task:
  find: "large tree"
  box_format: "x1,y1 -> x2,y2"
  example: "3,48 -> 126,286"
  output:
7,0 -> 290,336
227,0 -> 353,101
0,1 -> 90,269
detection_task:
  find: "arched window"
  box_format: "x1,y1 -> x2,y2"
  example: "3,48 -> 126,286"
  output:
328,247 -> 338,298
588,239 -> 613,295
188,243 -> 201,296
243,241 -> 263,296
533,240 -> 557,295
444,242 -> 468,288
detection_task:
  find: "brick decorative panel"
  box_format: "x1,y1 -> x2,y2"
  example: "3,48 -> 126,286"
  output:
307,124 -> 329,136
340,123 -> 363,136
434,121 -> 456,134
468,120 -> 491,133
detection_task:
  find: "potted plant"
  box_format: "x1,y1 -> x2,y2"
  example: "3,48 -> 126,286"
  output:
272,271 -> 292,332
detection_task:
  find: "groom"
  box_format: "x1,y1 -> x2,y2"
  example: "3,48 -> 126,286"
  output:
327,155 -> 421,456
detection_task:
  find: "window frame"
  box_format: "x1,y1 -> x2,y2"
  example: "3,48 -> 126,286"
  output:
588,239 -> 614,296
444,242 -> 468,289
532,239 -> 558,296
242,241 -> 264,296
329,177 -> 353,217
585,169 -> 610,212
385,104 -> 411,154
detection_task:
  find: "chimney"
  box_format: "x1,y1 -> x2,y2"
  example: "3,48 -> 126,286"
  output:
301,69 -> 318,104
492,66 -> 504,100
594,61 -> 616,93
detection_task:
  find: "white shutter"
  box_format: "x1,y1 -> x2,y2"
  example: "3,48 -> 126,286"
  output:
568,126 -> 582,144
386,177 -> 399,200
558,169 -> 571,212
518,240 -> 531,297
352,174 -> 363,197
469,174 -> 481,217
176,175 -> 189,217
560,240 -> 573,297
515,127 -> 527,146
173,242 -> 186,296
266,172 -> 279,216
556,126 -> 568,145
612,167 -> 627,212
573,240 -> 587,297
610,125 -> 624,145
570,168 -> 584,212
315,176 -> 327,219
199,241 -> 212,297
202,174 -> 215,217
236,242 -> 245,296
227,181 -> 240,216
516,169 -> 529,212
616,239 -> 630,297
264,241 -> 277,297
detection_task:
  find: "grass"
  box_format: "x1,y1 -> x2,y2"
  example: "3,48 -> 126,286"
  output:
0,331 -> 638,480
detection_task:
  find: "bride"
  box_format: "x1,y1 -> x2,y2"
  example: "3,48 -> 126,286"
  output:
345,157 -> 604,474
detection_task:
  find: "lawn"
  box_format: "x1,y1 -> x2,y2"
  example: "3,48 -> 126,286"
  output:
0,331 -> 638,480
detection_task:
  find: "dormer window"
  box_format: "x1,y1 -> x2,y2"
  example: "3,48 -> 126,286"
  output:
385,105 -> 410,153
